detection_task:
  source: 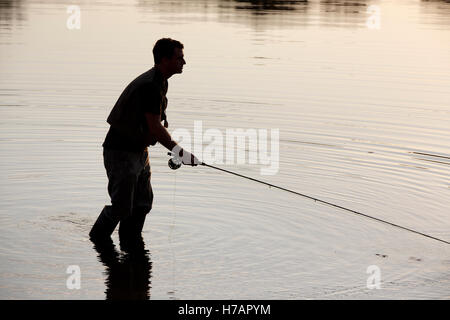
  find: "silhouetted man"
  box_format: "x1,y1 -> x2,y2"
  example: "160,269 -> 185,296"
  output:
90,38 -> 198,246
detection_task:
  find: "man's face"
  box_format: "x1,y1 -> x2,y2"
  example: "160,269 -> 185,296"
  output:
169,48 -> 186,74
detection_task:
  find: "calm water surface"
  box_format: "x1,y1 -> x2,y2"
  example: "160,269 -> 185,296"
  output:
1,0 -> 450,299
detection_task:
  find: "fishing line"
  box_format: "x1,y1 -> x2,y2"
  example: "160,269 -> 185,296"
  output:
200,162 -> 450,245
168,166 -> 178,298
170,167 -> 178,238
167,152 -> 449,245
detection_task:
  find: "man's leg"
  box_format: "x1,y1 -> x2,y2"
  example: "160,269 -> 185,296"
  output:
119,149 -> 153,243
89,205 -> 119,243
90,149 -> 142,243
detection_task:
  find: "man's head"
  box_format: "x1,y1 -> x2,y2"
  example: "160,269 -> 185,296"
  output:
153,38 -> 185,78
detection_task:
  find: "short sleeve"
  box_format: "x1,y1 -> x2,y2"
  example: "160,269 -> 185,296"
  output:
139,84 -> 161,115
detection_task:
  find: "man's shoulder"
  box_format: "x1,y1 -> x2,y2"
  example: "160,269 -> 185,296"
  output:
115,69 -> 154,98
133,67 -> 159,85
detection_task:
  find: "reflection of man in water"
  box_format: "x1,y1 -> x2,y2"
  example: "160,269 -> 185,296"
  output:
89,38 -> 199,247
92,239 -> 151,300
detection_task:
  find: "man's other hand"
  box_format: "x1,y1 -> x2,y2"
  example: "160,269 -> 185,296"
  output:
182,151 -> 200,166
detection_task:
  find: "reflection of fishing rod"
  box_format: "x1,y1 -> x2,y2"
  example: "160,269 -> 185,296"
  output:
167,152 -> 450,246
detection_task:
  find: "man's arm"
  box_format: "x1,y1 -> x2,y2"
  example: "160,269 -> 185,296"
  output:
145,113 -> 198,165
145,113 -> 176,150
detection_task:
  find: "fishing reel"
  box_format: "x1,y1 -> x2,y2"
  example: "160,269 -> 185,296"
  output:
168,153 -> 182,170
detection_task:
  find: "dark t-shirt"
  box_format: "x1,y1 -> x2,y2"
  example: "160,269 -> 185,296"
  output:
103,69 -> 167,152
103,126 -> 146,152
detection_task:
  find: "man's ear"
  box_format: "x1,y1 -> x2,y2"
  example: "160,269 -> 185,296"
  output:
160,56 -> 169,65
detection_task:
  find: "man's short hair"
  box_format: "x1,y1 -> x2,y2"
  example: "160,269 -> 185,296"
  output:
153,38 -> 184,64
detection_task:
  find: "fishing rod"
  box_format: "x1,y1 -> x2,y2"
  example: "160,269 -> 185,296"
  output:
167,153 -> 450,246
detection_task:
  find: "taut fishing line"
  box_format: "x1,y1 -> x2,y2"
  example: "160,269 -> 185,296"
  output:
169,165 -> 178,298
167,152 -> 450,246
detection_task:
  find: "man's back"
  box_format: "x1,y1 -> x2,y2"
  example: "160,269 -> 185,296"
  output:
103,67 -> 168,152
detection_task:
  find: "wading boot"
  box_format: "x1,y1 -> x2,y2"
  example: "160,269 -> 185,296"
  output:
119,208 -> 148,252
89,206 -> 120,245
